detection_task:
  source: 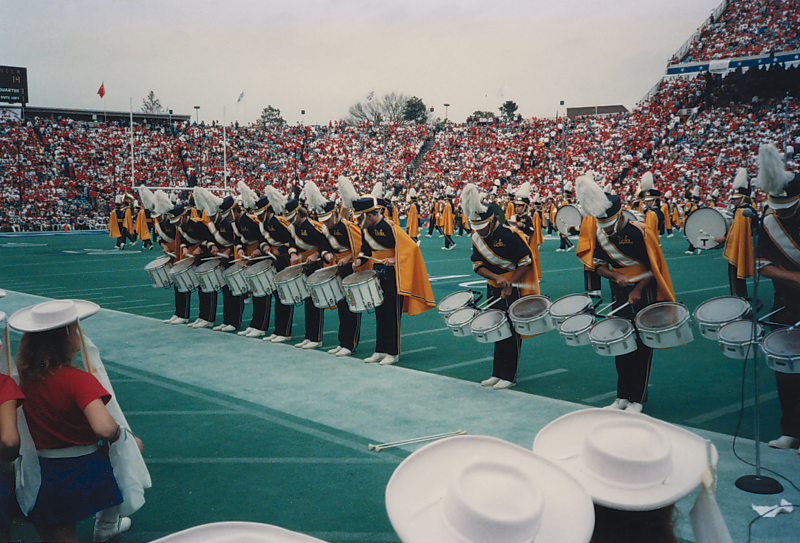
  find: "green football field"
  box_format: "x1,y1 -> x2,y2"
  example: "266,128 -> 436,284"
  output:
0,229 -> 797,543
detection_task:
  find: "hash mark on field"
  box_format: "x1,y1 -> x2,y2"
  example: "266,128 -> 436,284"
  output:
516,368 -> 567,383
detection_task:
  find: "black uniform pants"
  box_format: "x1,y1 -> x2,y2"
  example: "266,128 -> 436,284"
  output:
771,292 -> 800,438
250,294 -> 271,331
221,285 -> 245,328
174,287 -> 191,319
198,289 -> 217,322
487,284 -> 522,382
336,266 -> 361,351
611,281 -> 656,403
728,263 -> 748,298
374,265 -> 402,355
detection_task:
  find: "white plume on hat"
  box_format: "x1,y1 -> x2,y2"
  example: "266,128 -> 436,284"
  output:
640,172 -> 654,193
153,191 -> 173,216
304,181 -> 327,213
515,182 -> 531,201
732,168 -> 748,191
711,187 -> 720,198
338,176 -> 359,209
576,172 -> 611,218
238,181 -> 258,210
602,183 -> 613,195
533,192 -> 541,204
193,187 -> 223,215
755,143 -> 794,195
265,186 -> 287,215
692,185 -> 700,198
460,183 -> 487,221
564,181 -> 574,192
371,181 -> 383,199
138,186 -> 156,212
409,187 -> 417,199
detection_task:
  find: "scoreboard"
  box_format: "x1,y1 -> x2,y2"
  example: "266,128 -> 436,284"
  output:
0,66 -> 28,104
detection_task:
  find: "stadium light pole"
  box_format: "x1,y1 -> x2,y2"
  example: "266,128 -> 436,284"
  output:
560,100 -> 566,194
194,106 -> 200,124
444,103 -> 450,123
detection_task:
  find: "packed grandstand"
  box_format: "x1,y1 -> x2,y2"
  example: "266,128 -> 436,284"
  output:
0,0 -> 798,233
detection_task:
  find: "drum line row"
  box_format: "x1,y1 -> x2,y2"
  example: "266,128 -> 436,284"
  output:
144,255 -> 386,314
437,290 -> 800,374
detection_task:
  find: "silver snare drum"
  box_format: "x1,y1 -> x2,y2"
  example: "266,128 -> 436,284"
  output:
470,310 -> 512,344
589,317 -> 637,357
342,270 -> 384,313
223,262 -> 251,296
196,260 -> 225,293
145,256 -> 173,289
761,328 -> 800,374
274,264 -> 311,306
559,313 -> 596,347
446,307 -> 479,338
635,302 -> 693,349
168,258 -> 199,293
549,294 -> 593,327
508,295 -> 553,336
244,260 -> 276,296
437,291 -> 478,322
694,296 -> 750,340
307,266 -> 346,308
717,320 -> 763,360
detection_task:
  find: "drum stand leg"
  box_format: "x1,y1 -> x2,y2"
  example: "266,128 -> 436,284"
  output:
735,227 -> 782,495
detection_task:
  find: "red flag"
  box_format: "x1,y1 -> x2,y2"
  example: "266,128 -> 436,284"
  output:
97,82 -> 105,98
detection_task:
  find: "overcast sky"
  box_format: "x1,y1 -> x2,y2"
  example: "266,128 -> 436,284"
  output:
1,0 -> 722,125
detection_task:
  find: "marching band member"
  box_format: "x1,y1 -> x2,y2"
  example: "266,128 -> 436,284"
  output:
684,186 -> 702,254
194,188 -> 245,333
405,188 -> 421,245
236,183 -> 271,339
441,187 -> 456,250
172,202 -> 217,329
109,196 -> 134,250
351,191 -> 435,366
753,144 -> 800,451
261,186 -> 300,343
576,182 -> 603,299
504,186 -> 515,222
661,190 -> 673,237
460,183 -> 538,390
713,168 -> 756,299
556,182 -> 575,252
575,173 -> 675,412
133,199 -> 154,250
508,182 -> 543,282
639,172 -> 665,236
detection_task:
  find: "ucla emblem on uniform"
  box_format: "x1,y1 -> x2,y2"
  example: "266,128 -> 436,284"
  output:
493,239 -> 506,248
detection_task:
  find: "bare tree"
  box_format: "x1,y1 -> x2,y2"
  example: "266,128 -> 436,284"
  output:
344,92 -> 409,124
141,91 -> 163,114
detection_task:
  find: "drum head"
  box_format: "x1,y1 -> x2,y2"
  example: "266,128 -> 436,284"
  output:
471,310 -> 505,331
245,260 -> 274,275
448,308 -> 478,326
223,262 -> 247,275
636,302 -> 688,329
342,270 -> 376,285
196,260 -> 221,272
560,313 -> 595,333
438,291 -> 474,312
694,296 -> 750,323
555,205 -> 583,236
590,318 -> 632,341
718,320 -> 763,343
170,259 -> 195,272
762,329 -> 800,357
684,208 -> 728,249
307,266 -> 339,285
510,296 -> 550,319
274,264 -> 304,281
146,256 -> 171,269
550,294 -> 591,318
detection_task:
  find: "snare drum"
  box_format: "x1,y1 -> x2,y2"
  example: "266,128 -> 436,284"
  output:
244,260 -> 276,296
274,264 -> 311,306
168,258 -> 199,293
589,317 -> 637,357
554,204 -> 583,236
684,207 -> 731,250
694,296 -> 750,340
761,328 -> 800,374
508,295 -> 553,336
342,270 -> 384,313
549,294 -> 593,327
196,260 -> 225,293
223,262 -> 251,296
145,256 -> 173,289
307,266 -> 346,308
446,307 -> 479,337
717,320 -> 763,360
635,302 -> 693,349
438,291 -> 479,321
470,310 -> 513,343
559,313 -> 596,347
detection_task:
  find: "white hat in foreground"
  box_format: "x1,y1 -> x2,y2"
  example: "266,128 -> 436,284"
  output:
533,408 -> 716,511
8,299 -> 100,333
0,289 -> 6,298
149,521 -> 330,542
386,435 -> 594,543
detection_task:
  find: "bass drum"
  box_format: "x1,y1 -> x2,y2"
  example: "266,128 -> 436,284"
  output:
684,207 -> 731,250
554,204 -> 583,236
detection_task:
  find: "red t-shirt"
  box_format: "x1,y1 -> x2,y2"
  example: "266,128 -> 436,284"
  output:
21,366 -> 111,450
0,374 -> 24,407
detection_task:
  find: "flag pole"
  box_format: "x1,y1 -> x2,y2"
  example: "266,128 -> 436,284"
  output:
223,106 -> 227,192
130,98 -> 134,188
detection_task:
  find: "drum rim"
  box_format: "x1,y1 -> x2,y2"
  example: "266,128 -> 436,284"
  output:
196,260 -> 222,272
550,294 -> 592,317
274,266 -> 305,281
509,295 -> 551,320
146,255 -> 172,268
470,309 -> 508,332
170,259 -> 196,272
693,296 -> 750,323
560,313 -> 596,334
245,260 -> 274,273
717,320 -> 763,345
635,302 -> 690,331
447,307 -> 478,326
307,266 -> 341,284
223,262 -> 248,275
342,270 -> 378,285
438,290 -> 476,311
761,328 -> 800,359
589,317 -> 634,342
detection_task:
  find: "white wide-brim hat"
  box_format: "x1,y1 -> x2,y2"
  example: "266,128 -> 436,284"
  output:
8,300 -> 100,333
533,409 -> 716,511
0,289 -> 6,298
386,435 -> 594,543
149,521 -> 330,542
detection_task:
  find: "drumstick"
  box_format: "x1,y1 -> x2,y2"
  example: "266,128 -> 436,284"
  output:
368,430 -> 467,452
201,256 -> 225,261
758,306 -> 785,323
477,296 -> 504,311
358,254 -> 385,264
604,302 -> 631,317
511,282 -> 538,289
